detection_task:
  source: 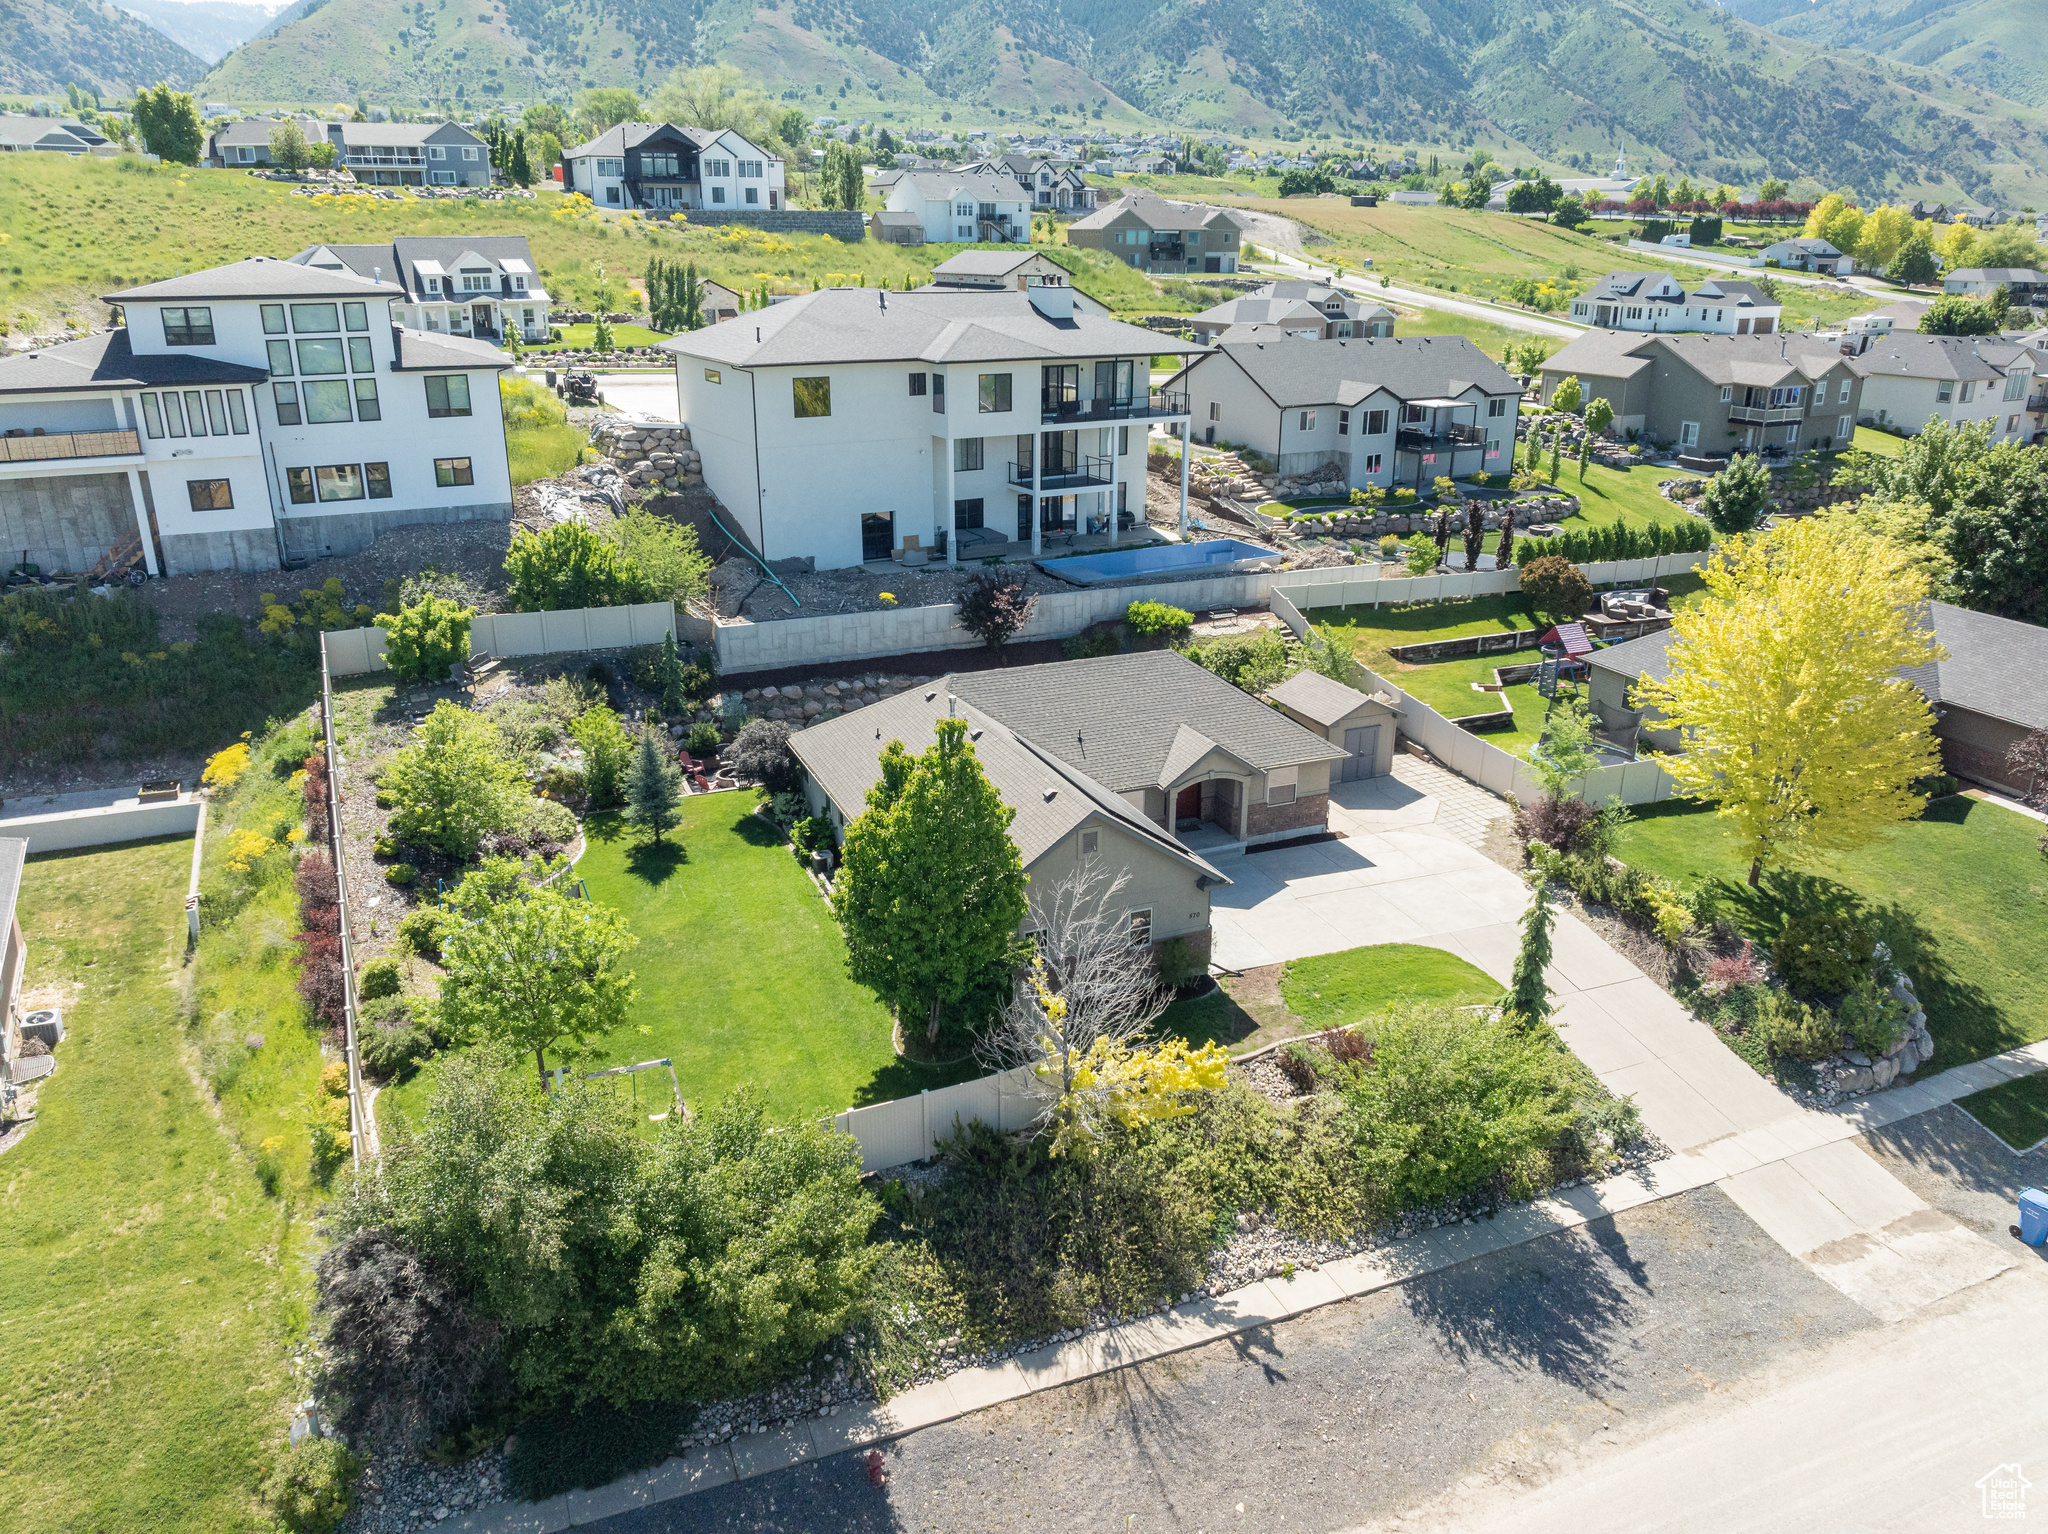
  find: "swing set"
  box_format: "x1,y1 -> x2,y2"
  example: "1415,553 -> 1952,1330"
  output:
545,1057 -> 687,1123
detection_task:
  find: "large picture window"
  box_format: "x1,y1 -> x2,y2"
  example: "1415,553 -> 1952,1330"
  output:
290,303 -> 339,333
978,373 -> 1012,414
792,376 -> 831,418
272,382 -> 302,426
424,375 -> 471,417
316,464 -> 366,501
160,306 -> 214,346
186,478 -> 233,511
297,338 -> 346,375
302,380 -> 353,423
435,457 -> 474,487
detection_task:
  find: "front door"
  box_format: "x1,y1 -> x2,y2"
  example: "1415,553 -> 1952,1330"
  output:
1042,364 -> 1079,417
472,302 -> 492,334
861,511 -> 894,562
1017,495 -> 1033,541
1173,784 -> 1201,828
1341,724 -> 1380,783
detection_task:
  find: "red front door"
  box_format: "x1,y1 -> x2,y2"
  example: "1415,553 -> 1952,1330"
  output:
1173,785 -> 1201,825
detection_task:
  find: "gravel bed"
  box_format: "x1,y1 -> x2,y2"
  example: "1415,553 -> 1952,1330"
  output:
708,556 -> 1074,622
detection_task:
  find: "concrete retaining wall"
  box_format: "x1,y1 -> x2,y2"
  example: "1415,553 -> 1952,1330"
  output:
324,601 -> 678,677
0,796 -> 203,854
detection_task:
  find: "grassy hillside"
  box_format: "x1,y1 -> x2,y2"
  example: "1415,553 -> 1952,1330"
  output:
198,0 -> 2048,205
1727,0 -> 2048,111
0,0 -> 207,95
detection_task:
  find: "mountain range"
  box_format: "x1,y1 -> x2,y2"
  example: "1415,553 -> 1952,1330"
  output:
1,0 -> 207,96
115,0 -> 286,65
1720,0 -> 2048,110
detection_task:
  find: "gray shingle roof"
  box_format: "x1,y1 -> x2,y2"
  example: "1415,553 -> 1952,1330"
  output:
563,121 -> 738,158
1847,333 -> 2008,383
108,256 -> 402,303
391,328 -> 511,372
1267,670 -> 1376,728
948,650 -> 1346,793
0,329 -> 270,395
931,250 -> 1042,277
1586,271 -> 1686,302
659,286 -> 1204,368
786,682 -> 1227,880
1537,327 -> 1660,382
295,237 -> 540,303
889,169 -> 1024,201
1586,629 -> 1676,686
1904,602 -> 2048,731
1190,333 -> 1518,409
1949,269 -> 2048,283
1067,191 -> 1246,233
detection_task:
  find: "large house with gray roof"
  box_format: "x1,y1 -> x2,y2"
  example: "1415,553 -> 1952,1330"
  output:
291,237 -> 552,343
1537,330 -> 1865,455
1064,192 -> 1246,275
790,651 -> 1360,967
883,168 -> 1031,244
1186,281 -> 1395,345
662,284 -> 1202,570
1567,272 -> 1782,336
204,117 -> 491,186
1849,333 -> 2036,442
0,255 -> 512,576
561,122 -> 785,214
1170,334 -> 1522,487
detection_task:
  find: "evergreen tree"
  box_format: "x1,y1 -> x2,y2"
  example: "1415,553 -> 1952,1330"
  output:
1500,880 -> 1554,1030
682,262 -> 702,329
625,726 -> 684,844
1548,423 -> 1561,484
510,130 -> 532,187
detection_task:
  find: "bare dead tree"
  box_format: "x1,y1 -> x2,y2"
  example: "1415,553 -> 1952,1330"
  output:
2008,729 -> 2048,810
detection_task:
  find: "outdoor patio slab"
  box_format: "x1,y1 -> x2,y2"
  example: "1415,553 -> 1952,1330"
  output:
1599,1058 -> 1742,1151
730,1423 -> 822,1480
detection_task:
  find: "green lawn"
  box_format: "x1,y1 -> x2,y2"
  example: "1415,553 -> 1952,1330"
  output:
506,422 -> 589,485
0,838 -> 307,1533
1386,658 -> 1552,756
1315,590 -> 1540,657
1957,1074 -> 2048,1153
575,796 -> 982,1118
1557,460 -> 1702,532
1854,425 -> 1906,458
552,322 -> 671,350
1614,795 -> 2048,1072
1280,943 -> 1500,1030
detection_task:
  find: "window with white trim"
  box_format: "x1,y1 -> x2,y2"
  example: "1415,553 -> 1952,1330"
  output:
1719,385 -> 1733,402
1362,452 -> 1382,474
1128,909 -> 1152,948
1838,377 -> 1853,404
1298,409 -> 1316,431
1679,421 -> 1699,447
1267,765 -> 1298,806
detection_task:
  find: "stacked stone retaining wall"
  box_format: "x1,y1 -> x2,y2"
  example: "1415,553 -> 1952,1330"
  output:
592,420 -> 702,493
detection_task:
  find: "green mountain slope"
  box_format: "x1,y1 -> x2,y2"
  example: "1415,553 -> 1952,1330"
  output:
1,0 -> 208,95
1723,0 -> 2048,110
199,0 -> 2048,204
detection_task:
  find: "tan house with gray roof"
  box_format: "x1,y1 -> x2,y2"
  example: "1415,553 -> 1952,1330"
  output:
1186,281 -> 1395,344
1065,192 -> 1246,274
1848,333 -> 2033,441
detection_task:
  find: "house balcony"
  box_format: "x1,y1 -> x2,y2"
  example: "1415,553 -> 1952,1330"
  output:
0,429 -> 142,465
1148,241 -> 1186,263
1040,388 -> 1189,425
1394,423 -> 1485,453
1726,405 -> 1805,425
1009,455 -> 1114,491
2027,394 -> 2048,414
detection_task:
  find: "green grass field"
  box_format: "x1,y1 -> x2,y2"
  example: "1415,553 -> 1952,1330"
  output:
0,838 -> 309,1534
1614,795 -> 2048,1073
1957,1074 -> 2048,1154
553,322 -> 670,349
575,796 -> 983,1118
1854,425 -> 1907,458
1558,460 -> 1702,531
1279,943 -> 1500,1030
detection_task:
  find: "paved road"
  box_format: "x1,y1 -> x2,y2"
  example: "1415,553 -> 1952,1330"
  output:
588,1187 -> 1875,1534
1250,250 -> 1580,339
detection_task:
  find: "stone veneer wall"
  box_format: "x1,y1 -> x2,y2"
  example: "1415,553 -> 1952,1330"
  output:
1246,793 -> 1330,841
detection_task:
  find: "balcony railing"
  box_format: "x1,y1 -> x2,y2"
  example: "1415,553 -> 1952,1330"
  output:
1394,423 -> 1485,453
2027,394 -> 2048,414
0,429 -> 141,464
1726,405 -> 1805,425
1009,455 -> 1114,491
1041,388 -> 1190,425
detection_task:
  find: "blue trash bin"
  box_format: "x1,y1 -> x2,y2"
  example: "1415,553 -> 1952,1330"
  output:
2018,1188 -> 2048,1247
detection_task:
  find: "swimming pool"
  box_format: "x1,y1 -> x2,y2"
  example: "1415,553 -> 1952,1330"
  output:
1044,538 -> 1283,586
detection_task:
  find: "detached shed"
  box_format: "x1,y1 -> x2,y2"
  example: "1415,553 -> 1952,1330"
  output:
1268,671 -> 1397,781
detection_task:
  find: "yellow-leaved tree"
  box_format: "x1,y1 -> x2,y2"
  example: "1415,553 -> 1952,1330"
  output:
1638,519 -> 1944,886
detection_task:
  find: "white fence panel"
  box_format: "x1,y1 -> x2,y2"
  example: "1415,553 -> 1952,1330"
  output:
324,627 -> 383,676
582,606 -> 633,650
320,602 -> 678,675
828,1067 -> 1039,1172
1270,587 -> 1309,641
487,611 -> 548,656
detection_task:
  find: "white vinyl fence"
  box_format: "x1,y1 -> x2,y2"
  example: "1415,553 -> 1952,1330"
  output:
826,1066 -> 1048,1173
323,602 -> 679,677
1272,580 -> 1685,809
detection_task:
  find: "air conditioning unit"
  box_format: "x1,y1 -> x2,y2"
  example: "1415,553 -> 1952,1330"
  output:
20,1008 -> 63,1047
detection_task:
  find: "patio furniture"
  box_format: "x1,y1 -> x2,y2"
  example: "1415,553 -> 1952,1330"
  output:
957,526 -> 1006,552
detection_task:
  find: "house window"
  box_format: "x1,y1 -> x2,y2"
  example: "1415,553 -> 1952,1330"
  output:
272,383 -> 302,426
933,374 -> 946,413
1679,421 -> 1699,447
302,380 -> 353,423
744,187 -> 759,205
978,373 -> 1012,413
204,390 -> 229,435
1488,397 -> 1507,417
1080,829 -> 1099,855
1839,415 -> 1852,440
704,369 -> 722,384
1119,426 -> 1130,456
140,393 -> 163,438
1719,385 -> 1734,402
297,339 -> 345,375
1362,452 -> 1382,474
1298,410 -> 1315,431
909,372 -> 927,396
1128,909 -> 1152,949
267,340 -> 293,377
1338,410 -> 1350,435
160,306 -> 214,346
316,464 -> 366,501
643,152 -> 679,178
348,337 -> 376,372
1838,378 -> 1853,404
793,376 -> 831,418
353,380 -> 381,421
2005,373 -> 2028,402
344,302 -> 368,332
953,497 -> 984,530
365,462 -> 392,499
186,478 -> 233,511
425,375 -> 472,417
957,224 -> 971,239
711,187 -> 726,204
1267,765 -> 1298,806
286,467 -> 314,503
430,146 -> 446,161
290,303 -> 339,333
261,304 -> 287,335
461,146 -> 479,162
1937,381 -> 1955,404
434,457 -> 474,487
1959,381 -> 1976,404
1208,401 -> 1220,421
707,158 -> 730,178
1364,409 -> 1389,434
1785,423 -> 1800,445
608,186 -> 621,205
955,437 -> 984,472
179,390 -> 206,435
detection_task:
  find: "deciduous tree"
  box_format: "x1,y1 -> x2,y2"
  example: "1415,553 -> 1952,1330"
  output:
505,522 -> 636,611
957,573 -> 1038,649
133,82 -> 202,163
374,593 -> 473,683
1638,521 -> 1944,886
384,701 -> 523,858
269,118 -> 311,172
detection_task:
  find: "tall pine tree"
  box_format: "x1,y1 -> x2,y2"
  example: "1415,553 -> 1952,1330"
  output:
625,725 -> 683,844
1500,879 -> 1554,1030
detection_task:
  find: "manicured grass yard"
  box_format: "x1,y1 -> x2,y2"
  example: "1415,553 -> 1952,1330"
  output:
1854,425 -> 1906,458
1957,1073 -> 2048,1154
553,322 -> 671,350
0,838 -> 308,1534
1615,795 -> 2048,1072
1557,460 -> 1701,532
575,795 -> 982,1118
1280,943 -> 1500,1029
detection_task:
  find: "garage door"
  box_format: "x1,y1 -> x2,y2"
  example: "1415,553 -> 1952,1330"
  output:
1340,724 -> 1380,782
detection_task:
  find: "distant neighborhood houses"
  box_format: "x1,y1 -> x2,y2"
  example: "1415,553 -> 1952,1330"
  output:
560,121 -> 786,214
204,117 -> 494,187
1569,272 -> 1782,336
0,113 -> 115,155
919,251 -> 1112,317
881,168 -> 1031,245
1943,268 -> 2048,304
961,153 -> 1097,213
293,236 -> 553,343
1752,236 -> 1852,276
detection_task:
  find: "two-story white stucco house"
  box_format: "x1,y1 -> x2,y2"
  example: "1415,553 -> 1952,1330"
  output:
561,122 -> 785,214
0,257 -> 513,576
1170,334 -> 1522,490
292,237 -> 553,343
662,282 -> 1203,570
1850,333 -> 2036,441
883,169 -> 1032,245
1568,272 -> 1782,335
959,154 -> 1097,213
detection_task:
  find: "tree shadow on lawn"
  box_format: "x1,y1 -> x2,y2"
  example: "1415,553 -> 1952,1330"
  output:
1703,863 -> 2001,1072
624,838 -> 688,885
